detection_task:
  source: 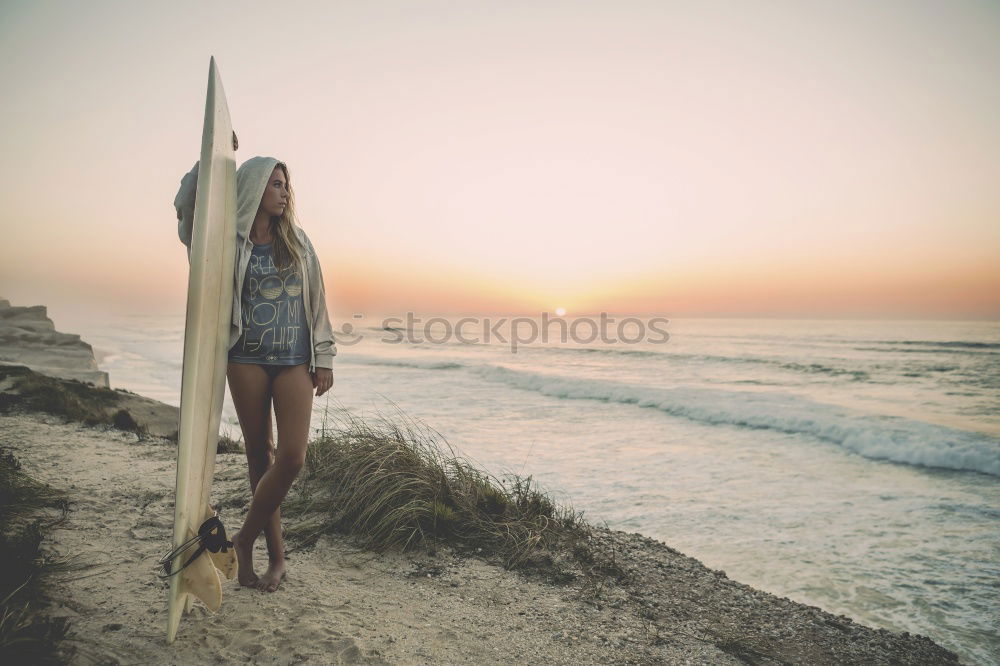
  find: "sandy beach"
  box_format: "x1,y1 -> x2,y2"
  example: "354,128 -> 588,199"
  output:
0,406 -> 958,665
0,300 -> 960,665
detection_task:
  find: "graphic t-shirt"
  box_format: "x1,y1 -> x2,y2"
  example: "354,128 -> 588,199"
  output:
228,242 -> 311,365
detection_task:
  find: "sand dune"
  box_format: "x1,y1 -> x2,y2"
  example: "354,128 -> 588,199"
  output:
2,412 -> 690,664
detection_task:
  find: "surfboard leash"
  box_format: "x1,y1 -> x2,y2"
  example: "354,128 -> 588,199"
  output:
158,515 -> 233,578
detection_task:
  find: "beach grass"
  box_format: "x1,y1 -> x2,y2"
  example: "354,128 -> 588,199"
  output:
0,365 -> 149,438
284,403 -> 629,585
216,431 -> 245,455
0,365 -> 119,424
0,449 -> 73,664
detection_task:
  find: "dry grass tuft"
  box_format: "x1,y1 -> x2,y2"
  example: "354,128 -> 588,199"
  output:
216,430 -> 245,455
0,449 -> 74,664
284,403 -> 629,584
0,366 -> 149,439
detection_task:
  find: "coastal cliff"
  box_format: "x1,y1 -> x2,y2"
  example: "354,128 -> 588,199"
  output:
0,298 -> 109,388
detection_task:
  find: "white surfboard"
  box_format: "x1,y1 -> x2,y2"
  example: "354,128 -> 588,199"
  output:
166,56 -> 239,643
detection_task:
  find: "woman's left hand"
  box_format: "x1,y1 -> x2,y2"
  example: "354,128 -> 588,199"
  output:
312,368 -> 334,397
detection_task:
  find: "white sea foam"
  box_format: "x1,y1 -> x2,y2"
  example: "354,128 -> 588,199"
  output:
470,364 -> 1000,477
346,354 -> 465,371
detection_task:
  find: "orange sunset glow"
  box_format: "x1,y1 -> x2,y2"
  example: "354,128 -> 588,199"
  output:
1,1 -> 998,320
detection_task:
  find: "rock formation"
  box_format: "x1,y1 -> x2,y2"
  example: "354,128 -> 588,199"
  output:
0,298 -> 110,388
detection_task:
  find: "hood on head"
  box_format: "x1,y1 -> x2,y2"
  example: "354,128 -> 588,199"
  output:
236,156 -> 282,239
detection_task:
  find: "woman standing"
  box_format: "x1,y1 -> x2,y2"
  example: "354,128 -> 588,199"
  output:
174,143 -> 336,592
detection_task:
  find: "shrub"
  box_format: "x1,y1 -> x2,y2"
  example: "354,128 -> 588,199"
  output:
284,404 -> 627,583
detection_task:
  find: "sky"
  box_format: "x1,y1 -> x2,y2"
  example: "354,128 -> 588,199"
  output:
1,0 -> 998,320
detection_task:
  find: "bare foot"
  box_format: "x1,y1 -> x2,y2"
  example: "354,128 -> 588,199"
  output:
256,560 -> 285,592
232,530 -> 259,588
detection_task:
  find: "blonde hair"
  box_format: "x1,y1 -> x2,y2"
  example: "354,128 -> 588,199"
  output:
269,162 -> 306,272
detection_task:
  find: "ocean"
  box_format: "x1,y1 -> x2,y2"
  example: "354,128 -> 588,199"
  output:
72,313 -> 999,664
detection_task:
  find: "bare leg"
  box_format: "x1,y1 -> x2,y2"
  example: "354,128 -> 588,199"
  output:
226,362 -> 273,587
248,410 -> 287,575
233,363 -> 313,592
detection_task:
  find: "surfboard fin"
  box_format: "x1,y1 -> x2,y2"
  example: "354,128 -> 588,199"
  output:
180,548 -> 223,613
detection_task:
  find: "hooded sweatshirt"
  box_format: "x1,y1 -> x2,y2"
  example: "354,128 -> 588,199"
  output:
173,157 -> 337,372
